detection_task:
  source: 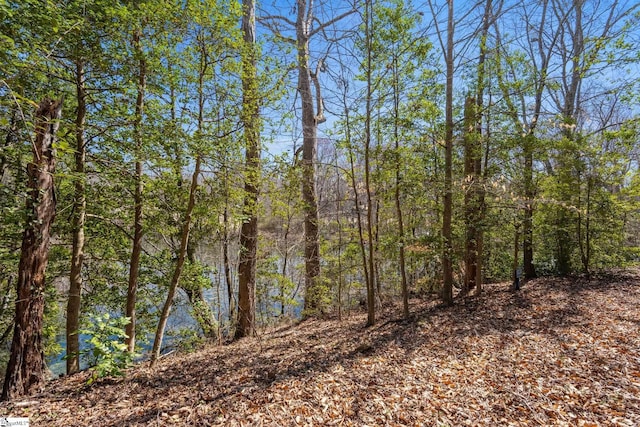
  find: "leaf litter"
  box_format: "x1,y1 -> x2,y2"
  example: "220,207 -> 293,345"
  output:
1,269 -> 639,426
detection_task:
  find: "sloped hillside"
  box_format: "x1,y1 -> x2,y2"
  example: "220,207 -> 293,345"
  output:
1,271 -> 639,426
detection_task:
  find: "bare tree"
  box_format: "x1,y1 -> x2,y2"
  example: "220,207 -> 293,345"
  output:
261,0 -> 354,314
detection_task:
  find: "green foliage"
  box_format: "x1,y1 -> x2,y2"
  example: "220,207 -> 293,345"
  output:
79,313 -> 132,384
256,252 -> 300,321
167,326 -> 205,353
301,275 -> 333,318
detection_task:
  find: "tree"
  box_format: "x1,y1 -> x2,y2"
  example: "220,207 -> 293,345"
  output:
262,0 -> 355,315
2,98 -> 63,400
66,55 -> 87,376
362,0 -> 377,325
236,0 -> 260,339
150,156 -> 201,364
62,0 -> 122,375
462,0 -> 493,296
493,0 -> 557,279
125,20 -> 147,355
427,0 -> 455,305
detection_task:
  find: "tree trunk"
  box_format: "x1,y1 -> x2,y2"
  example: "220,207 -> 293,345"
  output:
0,108 -> 17,185
468,0 -> 491,295
125,29 -> 146,354
2,98 -> 62,401
343,85 -> 370,323
523,135 -> 536,279
66,58 -> 87,375
236,0 -> 260,339
297,0 -> 322,314
363,0 -> 377,326
184,243 -> 217,339
391,55 -> 409,319
223,207 -> 234,324
151,156 -> 201,365
183,286 -> 217,338
335,161 -> 343,321
512,222 -> 520,290
441,0 -> 455,306
463,96 -> 478,296
557,0 -> 584,276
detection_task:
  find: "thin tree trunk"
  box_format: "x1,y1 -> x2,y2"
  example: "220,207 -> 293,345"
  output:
578,175 -> 592,275
494,2 -> 552,280
391,55 -> 408,319
2,98 -> 62,401
66,59 -> 87,375
441,0 -> 455,306
151,156 -> 201,365
463,96 -> 477,296
469,0 -> 491,295
0,109 -> 17,185
223,207 -> 234,324
125,29 -> 146,354
512,222 -> 520,290
236,0 -> 260,339
523,136 -> 536,279
364,0 -> 376,325
343,84 -> 370,321
280,213 -> 291,317
335,162 -> 343,321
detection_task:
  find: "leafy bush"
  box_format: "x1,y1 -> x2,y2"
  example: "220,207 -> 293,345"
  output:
79,313 -> 132,384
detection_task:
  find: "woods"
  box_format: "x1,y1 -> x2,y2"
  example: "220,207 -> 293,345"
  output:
0,0 -> 639,402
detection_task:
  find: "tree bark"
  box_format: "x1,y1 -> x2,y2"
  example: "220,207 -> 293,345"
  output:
390,53 -> 409,319
2,97 -> 62,401
66,58 -> 87,375
463,96 -> 479,296
125,29 -> 146,354
223,207 -> 235,324
236,0 -> 260,339
342,81 -> 370,323
151,156 -> 201,365
0,108 -> 17,185
183,286 -> 217,338
363,0 -> 377,325
512,222 -> 520,291
297,0 -> 322,314
523,135 -> 536,279
441,0 -> 455,306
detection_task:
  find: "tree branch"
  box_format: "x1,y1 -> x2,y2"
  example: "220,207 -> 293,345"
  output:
309,8 -> 356,38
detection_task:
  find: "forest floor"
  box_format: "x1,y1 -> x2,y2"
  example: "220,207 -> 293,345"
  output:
1,270 -> 640,426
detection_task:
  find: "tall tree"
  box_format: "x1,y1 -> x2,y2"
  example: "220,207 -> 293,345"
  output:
362,0 -> 377,325
462,95 -> 480,294
236,0 -> 260,339
150,156 -> 201,365
428,0 -> 455,305
493,0 -> 556,279
296,0 -> 324,313
125,24 -> 147,354
2,98 -> 63,401
262,0 -> 354,314
463,0 -> 493,296
66,56 -> 87,375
